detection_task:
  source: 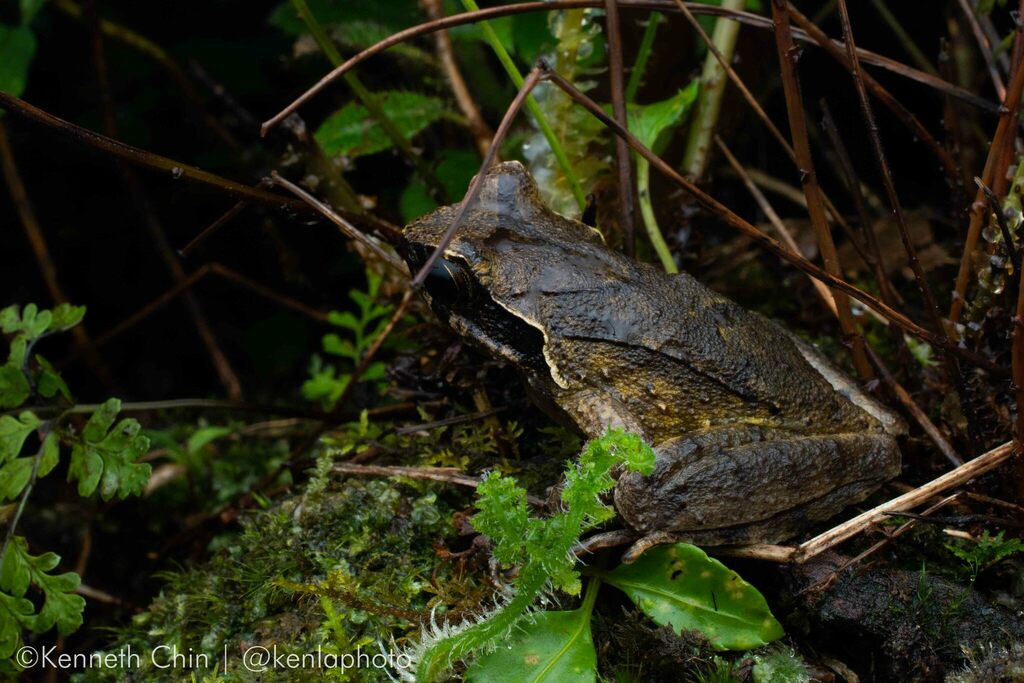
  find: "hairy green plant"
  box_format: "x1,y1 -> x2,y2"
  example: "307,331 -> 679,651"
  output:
0,303 -> 151,673
408,429 -> 655,681
408,429 -> 784,681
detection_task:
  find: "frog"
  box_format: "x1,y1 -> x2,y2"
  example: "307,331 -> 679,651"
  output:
400,161 -> 904,558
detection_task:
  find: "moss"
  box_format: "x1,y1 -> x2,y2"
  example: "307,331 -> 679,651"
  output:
73,476 -> 478,682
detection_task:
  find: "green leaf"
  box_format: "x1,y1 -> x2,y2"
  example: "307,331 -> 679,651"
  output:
0,411 -> 40,465
604,543 -> 784,651
466,608 -> 596,683
35,355 -> 72,401
0,364 -> 30,409
0,24 -> 35,99
0,457 -> 32,500
185,426 -> 233,455
326,310 -> 361,332
0,538 -> 83,637
314,91 -> 445,159
0,591 -> 34,659
67,399 -> 151,500
47,304 -> 86,333
38,431 -> 58,477
0,303 -> 49,339
400,147 -> 481,221
626,82 -> 700,154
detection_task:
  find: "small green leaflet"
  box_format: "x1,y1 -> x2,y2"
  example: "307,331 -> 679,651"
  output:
0,537 -> 84,659
67,398 -> 151,500
0,411 -> 40,466
0,428 -> 56,501
315,91 -> 445,159
627,81 -> 700,153
466,608 -> 596,683
604,543 -> 784,651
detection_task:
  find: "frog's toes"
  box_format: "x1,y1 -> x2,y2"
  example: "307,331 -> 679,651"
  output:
576,529 -> 637,557
622,531 -> 678,563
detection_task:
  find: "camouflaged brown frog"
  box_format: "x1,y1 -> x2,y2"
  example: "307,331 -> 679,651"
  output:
401,161 -> 903,556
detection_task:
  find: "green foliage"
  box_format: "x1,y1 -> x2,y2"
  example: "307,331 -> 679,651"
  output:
66,398 -> 151,500
314,90 -> 445,159
688,657 -> 739,683
604,544 -> 784,651
400,149 -> 480,222
474,429 -> 656,595
0,24 -> 35,100
466,591 -> 597,682
0,303 -> 151,672
414,429 -> 783,681
904,335 -> 938,368
75,474 -> 462,683
946,530 -> 1024,581
303,270 -> 396,409
412,429 -> 654,682
521,8 -> 609,218
626,82 -> 700,273
751,645 -> 810,683
0,537 -> 85,661
627,83 -> 701,155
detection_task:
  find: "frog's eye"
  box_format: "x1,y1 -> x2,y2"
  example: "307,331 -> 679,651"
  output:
424,257 -> 476,304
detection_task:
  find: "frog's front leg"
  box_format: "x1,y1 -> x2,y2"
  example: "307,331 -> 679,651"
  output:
613,427 -> 900,559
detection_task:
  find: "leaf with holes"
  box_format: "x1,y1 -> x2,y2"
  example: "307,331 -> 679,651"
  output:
603,543 -> 783,651
466,608 -> 596,683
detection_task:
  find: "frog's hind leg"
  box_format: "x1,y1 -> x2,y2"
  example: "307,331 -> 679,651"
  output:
614,429 -> 901,559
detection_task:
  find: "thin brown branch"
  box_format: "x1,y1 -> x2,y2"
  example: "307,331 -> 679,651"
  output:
955,0 -> 1007,100
84,0 -> 241,399
0,92 -> 301,208
949,30 -> 1024,324
787,4 -> 960,188
52,0 -> 241,151
269,172 -> 407,274
809,492 -> 962,591
61,263 -> 328,369
421,0 -> 493,158
0,120 -> 114,387
538,67 -> 1003,373
819,101 -> 901,311
260,1 -> 996,134
180,201 -> 248,257
727,441 -> 1016,563
604,0 -> 637,255
714,136 -> 838,317
332,463 -> 481,489
834,0 -> 961,410
867,347 -> 962,467
770,0 -> 873,383
795,441 -> 1016,561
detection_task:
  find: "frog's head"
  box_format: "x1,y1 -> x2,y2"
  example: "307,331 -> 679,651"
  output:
399,161 -> 607,372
